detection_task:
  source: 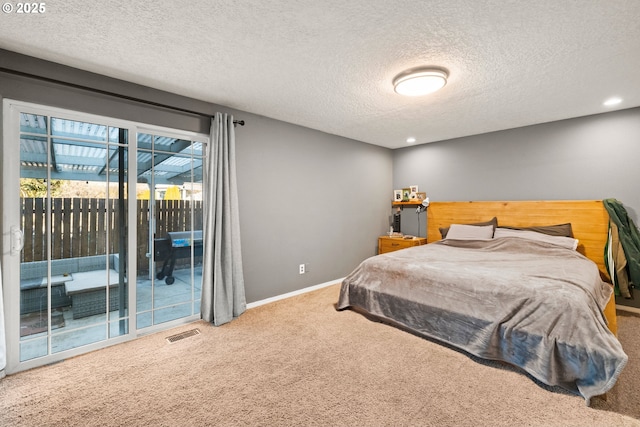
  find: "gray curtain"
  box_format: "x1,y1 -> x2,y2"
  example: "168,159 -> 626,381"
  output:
200,113 -> 246,326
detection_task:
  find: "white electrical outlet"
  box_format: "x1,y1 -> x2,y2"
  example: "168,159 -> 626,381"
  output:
299,264 -> 305,274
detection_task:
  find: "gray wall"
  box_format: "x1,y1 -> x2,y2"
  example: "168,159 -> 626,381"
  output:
235,116 -> 391,301
0,49 -> 392,304
393,107 -> 640,306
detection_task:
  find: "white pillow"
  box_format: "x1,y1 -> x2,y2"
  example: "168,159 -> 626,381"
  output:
493,227 -> 579,250
445,224 -> 494,240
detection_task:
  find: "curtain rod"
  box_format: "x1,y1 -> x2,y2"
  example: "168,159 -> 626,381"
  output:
0,67 -> 245,126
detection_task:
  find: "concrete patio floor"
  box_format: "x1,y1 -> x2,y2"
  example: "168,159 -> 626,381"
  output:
19,266 -> 202,362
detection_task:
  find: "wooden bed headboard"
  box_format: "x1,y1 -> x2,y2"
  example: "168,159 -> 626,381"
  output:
426,200 -> 617,335
426,200 -> 610,277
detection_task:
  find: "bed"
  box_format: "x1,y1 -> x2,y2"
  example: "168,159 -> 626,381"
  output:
337,200 -> 627,404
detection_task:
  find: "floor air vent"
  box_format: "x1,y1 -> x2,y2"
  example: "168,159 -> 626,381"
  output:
166,328 -> 200,343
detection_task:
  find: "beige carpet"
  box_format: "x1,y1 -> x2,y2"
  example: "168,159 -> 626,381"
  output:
1,284 -> 639,427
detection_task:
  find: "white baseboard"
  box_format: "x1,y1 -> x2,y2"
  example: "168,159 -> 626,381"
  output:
247,278 -> 344,310
616,304 -> 640,315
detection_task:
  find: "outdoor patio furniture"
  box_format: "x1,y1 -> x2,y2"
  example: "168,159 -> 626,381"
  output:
20,254 -> 124,318
64,269 -> 124,319
20,275 -> 72,315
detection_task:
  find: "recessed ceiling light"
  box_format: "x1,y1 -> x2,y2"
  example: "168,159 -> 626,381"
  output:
393,68 -> 448,96
406,137 -> 416,144
603,97 -> 622,107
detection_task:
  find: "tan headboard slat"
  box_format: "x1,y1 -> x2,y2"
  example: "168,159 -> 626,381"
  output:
426,200 -> 609,277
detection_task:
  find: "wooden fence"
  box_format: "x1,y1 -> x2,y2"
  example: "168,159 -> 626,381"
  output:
21,198 -> 203,271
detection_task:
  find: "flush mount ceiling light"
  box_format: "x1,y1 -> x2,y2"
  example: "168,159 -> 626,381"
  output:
393,68 -> 448,96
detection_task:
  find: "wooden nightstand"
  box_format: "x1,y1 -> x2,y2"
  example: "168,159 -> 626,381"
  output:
378,236 -> 427,254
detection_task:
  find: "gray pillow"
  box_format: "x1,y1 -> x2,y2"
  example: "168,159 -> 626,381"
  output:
500,223 -> 574,238
494,227 -> 579,250
445,224 -> 495,240
439,217 -> 498,239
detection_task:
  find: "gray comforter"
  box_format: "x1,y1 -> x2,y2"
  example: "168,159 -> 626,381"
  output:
337,237 -> 628,404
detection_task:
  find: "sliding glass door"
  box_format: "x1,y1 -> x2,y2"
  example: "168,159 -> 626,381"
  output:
135,131 -> 204,329
2,100 -> 207,373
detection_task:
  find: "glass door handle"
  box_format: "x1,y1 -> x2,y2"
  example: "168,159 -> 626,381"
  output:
10,225 -> 24,255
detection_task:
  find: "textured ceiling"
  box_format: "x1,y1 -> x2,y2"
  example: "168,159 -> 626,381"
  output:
1,0 -> 639,149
